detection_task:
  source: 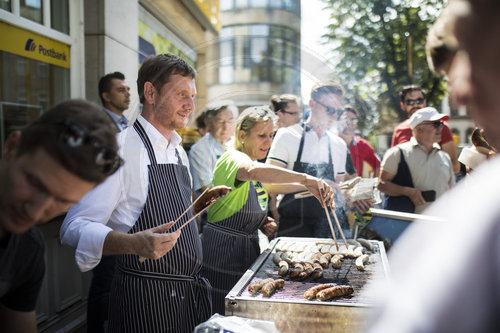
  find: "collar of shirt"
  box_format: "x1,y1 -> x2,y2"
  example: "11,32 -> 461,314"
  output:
207,132 -> 226,151
136,115 -> 182,151
104,108 -> 128,130
409,137 -> 441,152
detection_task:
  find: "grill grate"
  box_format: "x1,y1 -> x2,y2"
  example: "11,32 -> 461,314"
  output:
237,238 -> 386,305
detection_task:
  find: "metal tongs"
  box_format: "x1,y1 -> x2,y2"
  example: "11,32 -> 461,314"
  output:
317,181 -> 348,251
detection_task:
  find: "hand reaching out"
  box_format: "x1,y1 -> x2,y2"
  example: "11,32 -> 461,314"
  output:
303,175 -> 336,210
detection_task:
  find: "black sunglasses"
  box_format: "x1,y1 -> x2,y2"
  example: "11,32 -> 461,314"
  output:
404,98 -> 425,106
60,120 -> 123,176
314,99 -> 343,116
431,121 -> 444,129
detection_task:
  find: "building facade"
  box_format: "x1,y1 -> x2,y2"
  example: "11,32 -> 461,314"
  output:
0,1 -> 218,331
207,0 -> 301,108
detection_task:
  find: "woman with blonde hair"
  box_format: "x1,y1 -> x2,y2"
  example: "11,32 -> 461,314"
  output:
201,105 -> 335,315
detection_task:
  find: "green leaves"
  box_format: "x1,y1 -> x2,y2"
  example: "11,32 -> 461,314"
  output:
321,0 -> 447,133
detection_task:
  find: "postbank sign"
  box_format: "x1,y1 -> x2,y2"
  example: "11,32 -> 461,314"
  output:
0,22 -> 70,68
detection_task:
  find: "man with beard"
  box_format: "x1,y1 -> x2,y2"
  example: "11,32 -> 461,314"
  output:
61,54 -> 213,333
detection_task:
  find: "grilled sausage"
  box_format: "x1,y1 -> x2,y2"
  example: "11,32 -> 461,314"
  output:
261,279 -> 285,297
304,284 -> 334,300
289,263 -> 304,279
310,263 -> 324,279
248,278 -> 274,295
356,238 -> 374,252
194,185 -> 232,213
356,254 -> 369,271
299,262 -> 314,281
319,253 -> 332,267
331,253 -> 344,269
278,260 -> 289,277
316,285 -> 354,301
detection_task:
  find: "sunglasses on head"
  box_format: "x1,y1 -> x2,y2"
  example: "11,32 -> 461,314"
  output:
60,120 -> 124,176
314,99 -> 343,116
404,98 -> 425,106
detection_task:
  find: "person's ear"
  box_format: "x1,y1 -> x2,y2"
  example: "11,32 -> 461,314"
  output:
309,99 -> 314,109
143,81 -> 156,105
3,131 -> 21,159
400,101 -> 405,110
102,91 -> 111,104
238,130 -> 246,144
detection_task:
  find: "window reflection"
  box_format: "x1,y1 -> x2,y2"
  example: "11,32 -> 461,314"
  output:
218,24 -> 300,87
221,0 -> 299,14
20,0 -> 42,24
51,0 -> 69,34
1,51 -> 70,109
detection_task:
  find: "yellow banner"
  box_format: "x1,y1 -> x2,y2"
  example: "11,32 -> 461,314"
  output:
0,22 -> 70,68
194,0 -> 220,32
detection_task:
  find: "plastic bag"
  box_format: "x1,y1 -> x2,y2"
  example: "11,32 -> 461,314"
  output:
193,314 -> 280,333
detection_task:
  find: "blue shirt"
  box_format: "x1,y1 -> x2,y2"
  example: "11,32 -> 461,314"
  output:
188,133 -> 227,192
104,108 -> 128,131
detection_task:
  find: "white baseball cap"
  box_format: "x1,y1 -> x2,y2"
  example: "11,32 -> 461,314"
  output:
409,107 -> 450,129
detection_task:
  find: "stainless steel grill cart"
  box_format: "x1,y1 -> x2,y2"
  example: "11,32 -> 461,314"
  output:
225,237 -> 390,333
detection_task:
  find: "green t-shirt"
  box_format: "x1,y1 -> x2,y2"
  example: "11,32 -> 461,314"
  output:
207,150 -> 268,222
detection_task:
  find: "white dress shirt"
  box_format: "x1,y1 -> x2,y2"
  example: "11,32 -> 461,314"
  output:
60,115 -> 191,272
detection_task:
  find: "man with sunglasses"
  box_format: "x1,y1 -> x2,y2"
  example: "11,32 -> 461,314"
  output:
267,81 -> 371,238
0,100 -> 120,333
391,85 -> 460,173
378,107 -> 455,214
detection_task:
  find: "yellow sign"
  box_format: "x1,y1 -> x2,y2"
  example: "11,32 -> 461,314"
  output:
194,0 -> 220,32
0,22 -> 70,68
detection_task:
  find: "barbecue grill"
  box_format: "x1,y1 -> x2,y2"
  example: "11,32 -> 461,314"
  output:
225,237 -> 389,333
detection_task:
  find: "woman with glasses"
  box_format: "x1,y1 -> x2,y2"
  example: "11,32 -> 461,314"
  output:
201,106 -> 335,315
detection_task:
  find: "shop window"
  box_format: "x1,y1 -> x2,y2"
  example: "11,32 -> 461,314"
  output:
20,0 -> 42,24
0,51 -> 70,110
1,0 -> 11,11
51,0 -> 69,34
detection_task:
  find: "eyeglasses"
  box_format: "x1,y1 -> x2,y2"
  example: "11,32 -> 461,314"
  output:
404,98 -> 425,106
60,120 -> 123,176
314,99 -> 343,116
431,121 -> 444,129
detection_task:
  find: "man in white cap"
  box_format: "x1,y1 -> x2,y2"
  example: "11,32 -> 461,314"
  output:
378,107 -> 455,214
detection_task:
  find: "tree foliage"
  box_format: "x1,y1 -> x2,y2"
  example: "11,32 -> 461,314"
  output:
321,0 -> 447,133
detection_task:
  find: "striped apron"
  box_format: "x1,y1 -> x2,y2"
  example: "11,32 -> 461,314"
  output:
201,180 -> 267,315
278,122 -> 349,238
107,122 -> 211,333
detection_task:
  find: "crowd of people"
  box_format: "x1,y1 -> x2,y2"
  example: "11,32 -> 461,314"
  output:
1,0 -> 499,332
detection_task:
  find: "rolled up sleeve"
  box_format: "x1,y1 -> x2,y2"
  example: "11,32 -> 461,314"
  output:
60,171 -> 121,272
